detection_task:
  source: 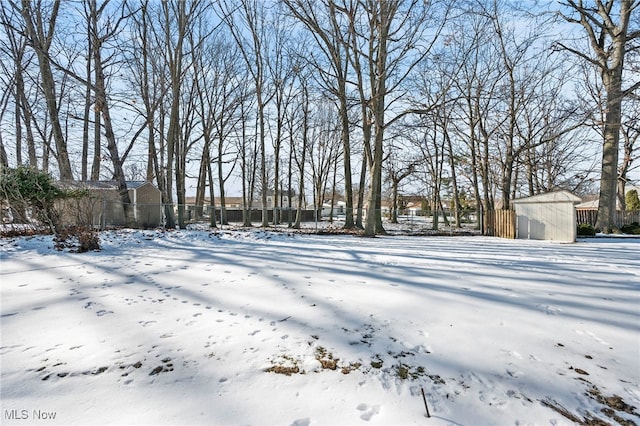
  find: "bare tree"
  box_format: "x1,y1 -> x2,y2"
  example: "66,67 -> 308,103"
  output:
284,65 -> 312,229
266,4 -> 297,225
24,0 -> 138,215
476,0 -> 558,210
193,34 -> 243,226
16,0 -> 140,219
237,81 -> 259,227
0,4 -> 38,169
405,27 -> 467,229
0,64 -> 11,168
558,0 -> 640,231
124,1 -> 174,227
409,111 -> 452,230
453,17 -> 503,227
345,0 -> 449,236
575,53 -> 640,208
307,99 -> 341,215
13,0 -> 73,179
282,0 -> 358,229
84,0 -> 135,217
160,0 -> 208,228
217,0 -> 275,227
384,140 -> 418,224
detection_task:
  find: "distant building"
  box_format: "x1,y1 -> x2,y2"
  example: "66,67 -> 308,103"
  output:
575,184 -> 640,211
56,181 -> 162,228
185,190 -> 304,210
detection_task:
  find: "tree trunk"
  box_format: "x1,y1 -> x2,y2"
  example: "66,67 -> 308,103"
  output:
207,158 -> 217,228
20,0 -> 73,180
356,157 -> 367,229
216,133 -> 229,225
445,129 -> 461,228
391,180 -> 399,224
339,93 -> 355,229
294,84 -> 309,229
81,35 -> 91,181
596,76 -> 622,231
365,130 -> 384,236
195,142 -> 209,220
93,49 -> 132,221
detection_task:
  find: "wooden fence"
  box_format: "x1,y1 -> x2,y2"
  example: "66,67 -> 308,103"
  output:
576,209 -> 640,228
486,209 -> 640,239
484,209 -> 516,239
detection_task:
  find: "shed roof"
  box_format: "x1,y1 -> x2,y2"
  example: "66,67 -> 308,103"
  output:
125,181 -> 153,190
512,190 -> 582,204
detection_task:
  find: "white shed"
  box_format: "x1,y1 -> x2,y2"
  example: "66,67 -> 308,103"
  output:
512,190 -> 582,242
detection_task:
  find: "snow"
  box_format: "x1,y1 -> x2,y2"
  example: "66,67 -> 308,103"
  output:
1,228 -> 639,425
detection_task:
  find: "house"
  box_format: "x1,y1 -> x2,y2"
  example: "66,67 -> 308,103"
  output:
321,200 -> 346,217
185,191 -> 303,210
512,190 -> 582,242
405,201 -> 423,216
576,184 -> 640,211
575,198 -> 623,211
265,190 -> 303,209
56,180 -> 162,228
575,185 -> 640,227
184,197 -> 244,209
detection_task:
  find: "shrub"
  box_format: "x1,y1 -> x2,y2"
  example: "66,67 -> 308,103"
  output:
577,223 -> 596,236
0,166 -> 61,229
625,190 -> 640,211
54,226 -> 101,252
1,166 -> 93,234
620,222 -> 640,235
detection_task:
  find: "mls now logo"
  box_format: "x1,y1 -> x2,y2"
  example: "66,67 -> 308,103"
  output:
4,409 -> 57,421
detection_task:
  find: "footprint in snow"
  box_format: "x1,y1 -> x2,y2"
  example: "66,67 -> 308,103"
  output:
357,404 -> 380,421
536,304 -> 561,315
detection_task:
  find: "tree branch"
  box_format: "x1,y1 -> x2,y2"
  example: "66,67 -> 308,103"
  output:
622,80 -> 640,98
553,41 -> 604,69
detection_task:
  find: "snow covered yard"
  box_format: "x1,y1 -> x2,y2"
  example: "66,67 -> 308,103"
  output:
1,230 -> 638,426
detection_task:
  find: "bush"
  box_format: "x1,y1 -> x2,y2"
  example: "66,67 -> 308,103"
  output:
625,190 -> 640,211
0,166 -> 61,230
1,166 -> 93,233
54,226 -> 101,252
620,222 -> 640,235
577,223 -> 596,236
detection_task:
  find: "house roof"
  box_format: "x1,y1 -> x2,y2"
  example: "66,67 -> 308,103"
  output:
184,196 -> 244,205
512,190 -> 582,204
575,198 -> 623,210
57,180 -> 155,191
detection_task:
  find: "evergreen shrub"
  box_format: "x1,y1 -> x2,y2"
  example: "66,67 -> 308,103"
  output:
577,223 -> 596,236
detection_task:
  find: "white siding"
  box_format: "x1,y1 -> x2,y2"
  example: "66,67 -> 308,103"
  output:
513,191 -> 581,243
